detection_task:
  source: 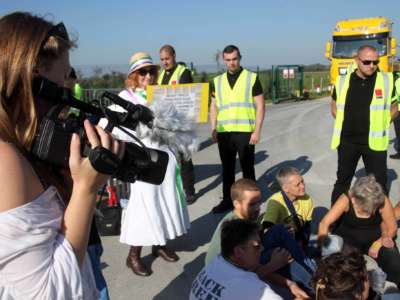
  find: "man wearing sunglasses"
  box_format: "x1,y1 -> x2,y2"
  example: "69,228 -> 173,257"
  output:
158,45 -> 196,205
330,45 -> 398,205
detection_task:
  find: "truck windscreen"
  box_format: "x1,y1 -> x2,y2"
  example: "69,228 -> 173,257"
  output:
332,33 -> 388,58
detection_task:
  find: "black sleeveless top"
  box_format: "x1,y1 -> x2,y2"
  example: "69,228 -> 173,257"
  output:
334,194 -> 382,254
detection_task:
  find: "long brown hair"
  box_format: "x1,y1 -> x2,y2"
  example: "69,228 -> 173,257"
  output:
0,12 -> 75,200
0,12 -> 74,148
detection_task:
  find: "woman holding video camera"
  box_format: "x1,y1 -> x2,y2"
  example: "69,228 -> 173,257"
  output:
0,12 -> 123,299
102,52 -> 192,277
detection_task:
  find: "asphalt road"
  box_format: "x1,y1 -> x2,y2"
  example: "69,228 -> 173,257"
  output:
101,97 -> 400,300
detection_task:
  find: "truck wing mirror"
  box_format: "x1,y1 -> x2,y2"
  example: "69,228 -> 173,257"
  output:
325,42 -> 332,60
391,38 -> 397,57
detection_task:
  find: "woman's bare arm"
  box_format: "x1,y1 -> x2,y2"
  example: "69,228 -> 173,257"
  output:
318,195 -> 349,242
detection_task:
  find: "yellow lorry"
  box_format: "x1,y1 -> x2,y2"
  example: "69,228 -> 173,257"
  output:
325,17 -> 397,85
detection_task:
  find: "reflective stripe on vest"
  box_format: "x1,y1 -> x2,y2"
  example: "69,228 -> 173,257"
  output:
157,64 -> 187,85
214,69 -> 256,132
331,71 -> 393,151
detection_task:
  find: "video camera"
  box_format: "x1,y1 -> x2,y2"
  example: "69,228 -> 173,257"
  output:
31,76 -> 169,185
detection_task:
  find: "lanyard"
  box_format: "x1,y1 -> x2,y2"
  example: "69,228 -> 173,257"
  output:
281,191 -> 302,230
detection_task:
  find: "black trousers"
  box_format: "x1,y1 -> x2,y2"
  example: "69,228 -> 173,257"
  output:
180,158 -> 195,196
217,132 -> 255,205
331,140 -> 387,205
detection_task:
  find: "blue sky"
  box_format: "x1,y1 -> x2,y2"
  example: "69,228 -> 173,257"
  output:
2,0 -> 400,69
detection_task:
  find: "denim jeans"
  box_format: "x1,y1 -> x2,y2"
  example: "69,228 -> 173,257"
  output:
87,244 -> 110,300
260,224 -> 316,291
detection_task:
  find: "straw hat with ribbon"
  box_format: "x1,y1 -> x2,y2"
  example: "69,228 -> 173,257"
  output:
128,52 -> 159,75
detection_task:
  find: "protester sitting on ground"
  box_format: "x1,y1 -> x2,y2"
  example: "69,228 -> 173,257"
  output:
99,52 -> 195,277
0,12 -> 124,298
318,175 -> 400,287
205,179 -> 311,299
191,219 -> 283,300
312,250 -> 370,300
261,167 -> 314,247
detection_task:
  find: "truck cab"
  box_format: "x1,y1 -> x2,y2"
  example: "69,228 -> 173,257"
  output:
325,17 -> 397,85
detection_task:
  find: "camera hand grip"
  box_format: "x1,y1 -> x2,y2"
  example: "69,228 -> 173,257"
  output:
88,146 -> 121,175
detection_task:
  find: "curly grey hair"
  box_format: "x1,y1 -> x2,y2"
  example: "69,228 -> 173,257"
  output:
350,175 -> 385,215
136,101 -> 198,160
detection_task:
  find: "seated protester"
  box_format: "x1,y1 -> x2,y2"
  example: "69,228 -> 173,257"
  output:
190,219 -> 283,300
205,179 -> 311,299
262,167 -> 313,246
318,175 -> 400,287
312,250 -> 370,300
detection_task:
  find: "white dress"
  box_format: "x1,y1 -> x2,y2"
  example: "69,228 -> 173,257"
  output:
100,90 -> 190,246
117,134 -> 190,246
0,186 -> 98,300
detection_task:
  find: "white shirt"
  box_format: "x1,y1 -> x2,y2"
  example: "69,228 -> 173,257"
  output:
0,187 -> 98,299
190,255 -> 282,300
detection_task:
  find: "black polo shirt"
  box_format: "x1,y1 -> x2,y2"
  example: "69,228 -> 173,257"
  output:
160,64 -> 193,84
210,67 -> 263,97
332,71 -> 396,145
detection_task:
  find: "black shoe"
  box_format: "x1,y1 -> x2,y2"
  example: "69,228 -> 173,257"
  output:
211,201 -> 233,214
186,194 -> 197,205
390,153 -> 400,159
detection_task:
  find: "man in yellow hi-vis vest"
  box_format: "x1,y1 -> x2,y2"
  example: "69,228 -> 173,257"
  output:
158,44 -> 193,85
158,45 -> 197,204
210,45 -> 265,214
330,45 -> 398,205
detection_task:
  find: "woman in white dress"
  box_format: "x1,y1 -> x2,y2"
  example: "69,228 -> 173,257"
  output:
105,52 -> 192,276
0,12 -> 122,299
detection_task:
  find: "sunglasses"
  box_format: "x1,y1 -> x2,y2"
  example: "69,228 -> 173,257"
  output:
138,68 -> 157,76
360,59 -> 379,66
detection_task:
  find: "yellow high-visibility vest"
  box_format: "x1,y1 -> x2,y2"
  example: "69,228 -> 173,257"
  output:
213,69 -> 257,132
331,71 -> 394,151
158,64 -> 187,85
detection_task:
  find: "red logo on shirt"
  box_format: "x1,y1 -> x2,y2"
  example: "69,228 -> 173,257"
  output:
171,80 -> 177,85
375,89 -> 383,99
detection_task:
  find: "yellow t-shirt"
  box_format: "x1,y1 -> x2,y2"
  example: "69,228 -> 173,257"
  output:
262,191 -> 313,230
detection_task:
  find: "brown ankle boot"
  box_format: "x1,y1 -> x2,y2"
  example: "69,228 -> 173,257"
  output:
152,245 -> 179,262
126,246 -> 151,276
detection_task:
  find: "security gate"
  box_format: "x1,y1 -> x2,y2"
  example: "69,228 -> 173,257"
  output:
271,65 -> 304,103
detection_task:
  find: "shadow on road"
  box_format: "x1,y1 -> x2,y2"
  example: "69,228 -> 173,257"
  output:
354,168 -> 397,194
153,253 -> 206,300
194,150 -> 269,200
198,138 -> 214,152
168,212 -> 225,253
